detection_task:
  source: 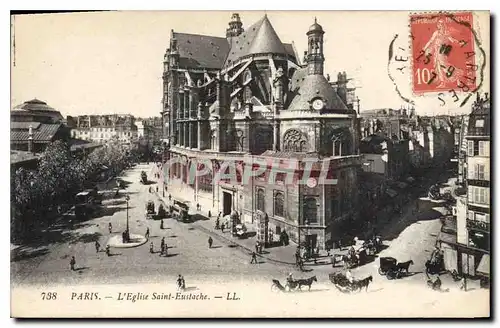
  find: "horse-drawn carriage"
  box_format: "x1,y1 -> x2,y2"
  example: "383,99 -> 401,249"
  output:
378,257 -> 403,279
341,248 -> 368,269
329,272 -> 373,293
145,201 -> 155,220
378,257 -> 414,280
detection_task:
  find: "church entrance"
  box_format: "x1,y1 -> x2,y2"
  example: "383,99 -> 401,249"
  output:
223,191 -> 232,216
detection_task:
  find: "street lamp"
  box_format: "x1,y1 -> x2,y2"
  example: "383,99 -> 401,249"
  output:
125,194 -> 130,242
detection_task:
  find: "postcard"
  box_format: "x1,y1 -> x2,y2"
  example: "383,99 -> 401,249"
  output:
10,10 -> 490,318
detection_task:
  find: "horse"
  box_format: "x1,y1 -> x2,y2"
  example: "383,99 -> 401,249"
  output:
354,275 -> 373,292
296,276 -> 317,291
396,260 -> 414,273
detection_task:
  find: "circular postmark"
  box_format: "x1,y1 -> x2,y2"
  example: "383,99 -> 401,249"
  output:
387,11 -> 488,111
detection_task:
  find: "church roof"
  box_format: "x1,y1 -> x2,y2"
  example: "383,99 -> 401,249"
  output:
173,32 -> 230,70
224,15 -> 291,67
287,74 -> 348,111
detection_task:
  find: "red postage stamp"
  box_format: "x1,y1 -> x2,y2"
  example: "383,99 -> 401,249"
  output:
410,12 -> 476,94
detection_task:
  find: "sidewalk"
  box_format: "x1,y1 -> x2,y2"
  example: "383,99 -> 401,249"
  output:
153,188 -> 297,266
146,170 -> 297,266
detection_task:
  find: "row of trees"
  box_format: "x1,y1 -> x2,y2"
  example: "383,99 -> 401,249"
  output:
11,140 -> 135,240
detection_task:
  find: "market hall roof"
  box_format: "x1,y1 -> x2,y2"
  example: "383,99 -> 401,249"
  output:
13,98 -> 58,112
10,121 -> 63,144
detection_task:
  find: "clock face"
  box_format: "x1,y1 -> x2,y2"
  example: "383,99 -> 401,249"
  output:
306,178 -> 317,188
312,98 -> 324,110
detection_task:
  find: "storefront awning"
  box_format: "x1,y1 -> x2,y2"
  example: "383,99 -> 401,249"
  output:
477,254 -> 490,276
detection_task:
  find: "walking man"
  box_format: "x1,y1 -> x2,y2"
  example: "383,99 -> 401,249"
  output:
160,219 -> 164,230
95,241 -> 101,253
70,256 -> 76,271
108,222 -> 112,234
177,275 -> 184,291
160,237 -> 165,254
150,242 -> 154,254
250,252 -> 258,264
106,245 -> 111,256
145,227 -> 150,239
208,236 -> 213,249
163,243 -> 168,256
221,223 -> 225,233
255,241 -> 260,254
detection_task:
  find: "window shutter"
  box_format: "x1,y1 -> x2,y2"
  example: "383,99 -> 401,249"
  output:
485,141 -> 490,157
479,141 -> 485,156
468,187 -> 474,202
468,163 -> 475,179
486,188 -> 490,205
468,210 -> 474,220
485,214 -> 490,223
485,164 -> 490,181
467,141 -> 474,156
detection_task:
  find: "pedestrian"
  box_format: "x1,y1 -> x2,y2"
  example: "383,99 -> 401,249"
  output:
70,256 -> 76,271
250,251 -> 257,264
108,222 -> 112,234
145,227 -> 150,239
208,236 -> 213,248
255,241 -> 259,254
177,275 -> 184,291
164,242 -> 168,255
221,223 -> 225,233
106,245 -> 111,256
95,240 -> 101,253
169,194 -> 172,201
150,242 -> 154,254
160,219 -> 164,230
156,186 -> 159,193
208,210 -> 211,218
269,230 -> 274,244
161,237 -> 165,250
346,269 -> 354,284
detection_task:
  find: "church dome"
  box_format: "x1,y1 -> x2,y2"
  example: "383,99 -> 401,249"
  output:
307,18 -> 324,34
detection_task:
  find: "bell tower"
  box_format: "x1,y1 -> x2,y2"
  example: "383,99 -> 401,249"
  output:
306,18 -> 325,76
226,13 -> 244,39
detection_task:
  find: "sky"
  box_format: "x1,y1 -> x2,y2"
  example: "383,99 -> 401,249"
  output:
11,11 -> 490,118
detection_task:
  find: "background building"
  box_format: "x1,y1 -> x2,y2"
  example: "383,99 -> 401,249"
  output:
439,93 -> 490,285
162,14 -> 361,249
68,114 -> 138,144
11,99 -> 70,153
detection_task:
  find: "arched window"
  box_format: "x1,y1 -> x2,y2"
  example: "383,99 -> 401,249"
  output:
283,129 -> 308,152
256,188 -> 265,212
303,197 -> 318,224
274,192 -> 284,217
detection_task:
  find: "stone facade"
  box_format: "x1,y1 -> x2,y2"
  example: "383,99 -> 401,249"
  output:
163,14 -> 361,249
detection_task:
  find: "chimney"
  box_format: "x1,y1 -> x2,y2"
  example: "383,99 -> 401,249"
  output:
28,124 -> 34,154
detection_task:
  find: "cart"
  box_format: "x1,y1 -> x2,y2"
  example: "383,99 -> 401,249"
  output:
378,256 -> 403,280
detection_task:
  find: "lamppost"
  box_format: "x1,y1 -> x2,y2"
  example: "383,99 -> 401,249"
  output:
125,194 -> 130,242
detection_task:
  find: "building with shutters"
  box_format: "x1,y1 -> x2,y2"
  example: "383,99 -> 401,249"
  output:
439,93 -> 490,286
161,14 -> 361,250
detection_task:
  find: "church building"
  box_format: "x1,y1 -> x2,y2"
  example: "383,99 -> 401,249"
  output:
162,13 -> 361,249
